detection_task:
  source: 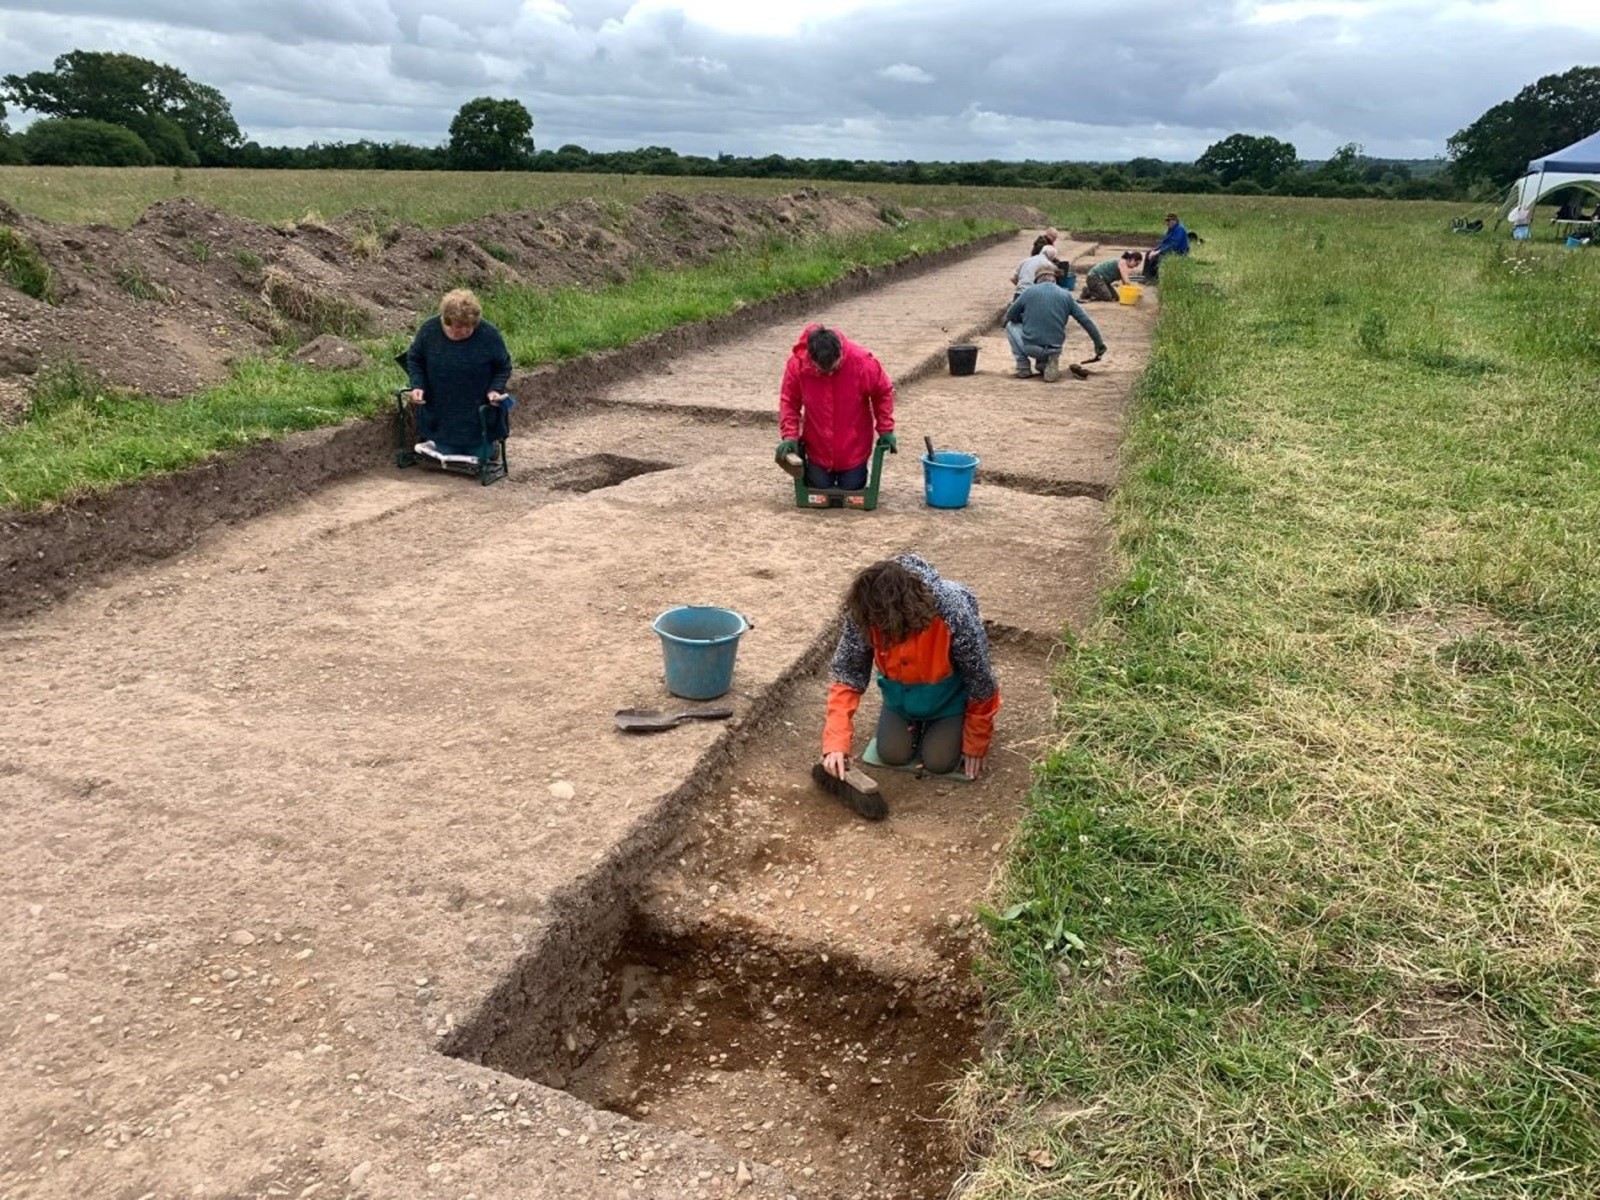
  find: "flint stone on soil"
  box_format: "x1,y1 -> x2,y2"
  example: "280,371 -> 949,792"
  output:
0,344 -> 40,375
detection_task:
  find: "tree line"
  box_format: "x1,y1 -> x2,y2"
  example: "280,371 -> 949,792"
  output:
221,138 -> 1459,199
3,50 -> 1597,203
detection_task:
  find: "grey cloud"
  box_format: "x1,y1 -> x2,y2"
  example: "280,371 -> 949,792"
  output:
2,0 -> 394,46
2,0 -> 1599,160
389,42 -> 491,88
879,65 -> 934,84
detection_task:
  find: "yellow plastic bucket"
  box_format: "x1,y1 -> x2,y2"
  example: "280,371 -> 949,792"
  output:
1116,283 -> 1143,305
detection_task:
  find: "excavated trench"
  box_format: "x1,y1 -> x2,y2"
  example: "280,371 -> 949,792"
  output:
430,234 -> 1126,1197
543,453 -> 677,493
977,469 -> 1112,502
446,634 -> 1056,1199
0,226 -> 1139,1200
522,916 -> 980,1199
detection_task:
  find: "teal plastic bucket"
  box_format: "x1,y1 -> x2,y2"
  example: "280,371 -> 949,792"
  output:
653,606 -> 749,700
922,451 -> 979,509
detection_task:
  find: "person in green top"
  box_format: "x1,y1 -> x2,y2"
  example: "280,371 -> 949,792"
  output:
1081,251 -> 1143,302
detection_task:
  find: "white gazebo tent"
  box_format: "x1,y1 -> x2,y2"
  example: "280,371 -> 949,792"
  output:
1505,129 -> 1600,218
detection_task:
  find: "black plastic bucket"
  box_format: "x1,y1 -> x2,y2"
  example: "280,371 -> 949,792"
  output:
947,344 -> 979,376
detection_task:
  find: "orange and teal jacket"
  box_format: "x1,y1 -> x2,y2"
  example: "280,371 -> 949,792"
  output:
822,554 -> 1000,759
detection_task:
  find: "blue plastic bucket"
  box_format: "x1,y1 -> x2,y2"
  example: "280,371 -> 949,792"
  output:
922,451 -> 979,509
652,606 -> 749,700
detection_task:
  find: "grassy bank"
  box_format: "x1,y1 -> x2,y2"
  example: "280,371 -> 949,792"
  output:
964,211 -> 1600,1196
0,216 -> 1004,510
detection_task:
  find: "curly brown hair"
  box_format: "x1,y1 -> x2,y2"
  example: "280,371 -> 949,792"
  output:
439,288 -> 482,329
844,559 -> 936,645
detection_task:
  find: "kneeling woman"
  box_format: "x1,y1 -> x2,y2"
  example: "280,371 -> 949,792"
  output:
817,555 -> 1001,817
404,288 -> 513,455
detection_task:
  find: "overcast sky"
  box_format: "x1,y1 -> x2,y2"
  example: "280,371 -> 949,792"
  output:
2,1 -> 1597,162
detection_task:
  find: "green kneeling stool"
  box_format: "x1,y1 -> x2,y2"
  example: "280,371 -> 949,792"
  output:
792,441 -> 890,511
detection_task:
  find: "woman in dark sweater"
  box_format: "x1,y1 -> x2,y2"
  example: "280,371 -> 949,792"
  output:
404,289 -> 513,454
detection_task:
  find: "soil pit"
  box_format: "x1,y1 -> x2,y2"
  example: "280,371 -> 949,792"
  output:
492,916 -> 982,1200
452,637 -> 1056,1196
542,453 -> 677,492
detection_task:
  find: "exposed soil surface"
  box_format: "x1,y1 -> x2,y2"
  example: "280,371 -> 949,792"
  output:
0,225 -> 1029,622
0,233 -> 1156,1199
557,920 -> 982,1199
0,187 -> 1040,415
483,637 -> 1058,1200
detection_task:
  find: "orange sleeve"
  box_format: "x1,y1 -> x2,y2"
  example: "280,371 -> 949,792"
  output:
962,689 -> 1001,758
823,681 -> 863,755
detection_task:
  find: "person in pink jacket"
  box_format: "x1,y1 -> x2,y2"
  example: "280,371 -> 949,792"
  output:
776,325 -> 896,489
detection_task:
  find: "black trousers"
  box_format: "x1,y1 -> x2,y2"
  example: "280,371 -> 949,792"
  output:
875,706 -> 963,774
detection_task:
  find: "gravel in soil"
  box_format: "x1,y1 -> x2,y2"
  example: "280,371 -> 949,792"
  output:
479,641 -> 1057,1199
560,921 -> 980,1200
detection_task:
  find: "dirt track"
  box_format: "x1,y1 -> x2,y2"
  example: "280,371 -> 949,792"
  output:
0,233 -> 1153,1199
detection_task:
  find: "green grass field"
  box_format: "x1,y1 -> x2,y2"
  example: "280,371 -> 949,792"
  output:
0,165 -> 1402,232
0,166 -> 821,228
959,203 -> 1600,1197
0,165 -> 1086,229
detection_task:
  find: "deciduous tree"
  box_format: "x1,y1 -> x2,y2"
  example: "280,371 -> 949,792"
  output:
126,112 -> 198,167
0,100 -> 19,165
174,82 -> 243,164
447,97 -> 535,171
1196,133 -> 1298,187
1313,142 -> 1363,184
1,50 -> 242,165
1448,66 -> 1600,188
21,117 -> 156,166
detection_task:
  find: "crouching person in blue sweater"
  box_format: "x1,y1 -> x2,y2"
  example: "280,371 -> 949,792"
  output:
1004,263 -> 1107,381
404,289 -> 513,458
